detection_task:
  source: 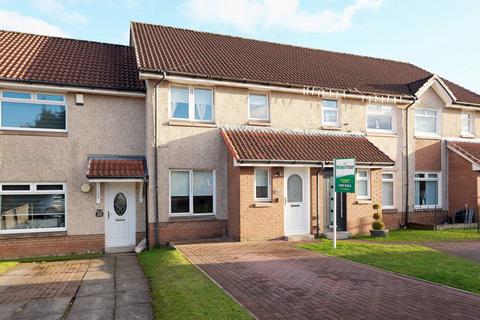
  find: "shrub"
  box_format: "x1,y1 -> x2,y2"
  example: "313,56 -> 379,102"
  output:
372,221 -> 385,230
373,213 -> 381,220
372,203 -> 380,210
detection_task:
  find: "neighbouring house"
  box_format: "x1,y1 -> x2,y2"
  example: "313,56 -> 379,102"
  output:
1,22 -> 480,258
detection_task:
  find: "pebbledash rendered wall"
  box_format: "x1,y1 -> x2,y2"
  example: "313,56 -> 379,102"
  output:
146,80 -> 409,242
0,91 -> 146,258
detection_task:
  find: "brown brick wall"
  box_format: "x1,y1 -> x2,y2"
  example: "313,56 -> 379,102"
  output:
415,139 -> 441,171
448,150 -> 479,214
148,219 -> 228,245
383,211 -> 406,230
310,169 -> 323,235
346,168 -> 382,235
0,233 -> 104,259
227,153 -> 241,239
237,167 -> 284,241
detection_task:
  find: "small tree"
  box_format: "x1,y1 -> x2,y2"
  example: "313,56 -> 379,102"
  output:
371,203 -> 384,230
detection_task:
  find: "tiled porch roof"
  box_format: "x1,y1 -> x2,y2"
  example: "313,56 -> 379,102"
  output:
87,155 -> 147,179
447,140 -> 480,166
220,127 -> 394,166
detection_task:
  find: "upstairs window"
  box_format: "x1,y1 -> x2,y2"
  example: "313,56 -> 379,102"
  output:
322,100 -> 338,126
248,93 -> 269,121
367,105 -> 394,132
461,112 -> 473,135
415,108 -> 439,136
0,91 -> 66,131
170,86 -> 213,122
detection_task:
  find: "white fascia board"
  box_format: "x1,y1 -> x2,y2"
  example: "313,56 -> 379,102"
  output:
89,178 -> 144,183
0,81 -> 146,98
414,75 -> 456,106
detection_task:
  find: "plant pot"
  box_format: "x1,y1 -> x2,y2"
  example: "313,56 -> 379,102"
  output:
370,229 -> 389,237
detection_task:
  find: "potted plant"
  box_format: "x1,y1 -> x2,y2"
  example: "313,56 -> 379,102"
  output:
370,203 -> 389,237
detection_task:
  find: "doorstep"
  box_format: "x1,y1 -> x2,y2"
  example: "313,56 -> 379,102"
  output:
323,231 -> 352,240
284,234 -> 315,241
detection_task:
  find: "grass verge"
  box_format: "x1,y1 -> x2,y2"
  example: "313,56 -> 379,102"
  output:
356,228 -> 480,242
0,261 -> 18,274
300,240 -> 480,295
139,247 -> 253,320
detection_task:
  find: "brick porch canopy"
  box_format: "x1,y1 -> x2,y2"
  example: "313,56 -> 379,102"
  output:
447,140 -> 480,166
220,127 -> 394,166
86,155 -> 147,179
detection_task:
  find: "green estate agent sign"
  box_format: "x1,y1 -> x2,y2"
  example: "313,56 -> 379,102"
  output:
334,158 -> 356,193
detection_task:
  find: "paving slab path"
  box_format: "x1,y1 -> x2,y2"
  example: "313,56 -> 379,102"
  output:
0,253 -> 153,320
176,241 -> 480,320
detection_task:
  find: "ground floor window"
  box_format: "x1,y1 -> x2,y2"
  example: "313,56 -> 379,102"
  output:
170,170 -> 215,215
415,172 -> 440,207
356,169 -> 370,199
0,183 -> 66,233
381,173 -> 394,208
254,168 -> 271,201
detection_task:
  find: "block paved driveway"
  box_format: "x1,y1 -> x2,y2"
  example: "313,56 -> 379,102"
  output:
176,241 -> 480,320
0,253 -> 152,320
424,241 -> 480,263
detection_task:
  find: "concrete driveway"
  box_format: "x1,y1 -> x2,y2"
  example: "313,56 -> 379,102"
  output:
176,241 -> 480,320
0,254 -> 152,320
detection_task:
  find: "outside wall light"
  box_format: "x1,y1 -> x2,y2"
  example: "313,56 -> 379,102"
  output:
80,183 -> 91,193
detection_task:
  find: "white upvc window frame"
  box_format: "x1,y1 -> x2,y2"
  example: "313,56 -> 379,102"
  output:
254,167 -> 271,202
381,172 -> 395,209
168,169 -> 216,216
322,99 -> 339,126
0,182 -> 67,234
248,92 -> 270,122
414,107 -> 440,137
414,171 -> 441,209
168,85 -> 214,123
461,112 -> 474,136
366,104 -> 395,133
356,169 -> 370,200
0,90 -> 67,132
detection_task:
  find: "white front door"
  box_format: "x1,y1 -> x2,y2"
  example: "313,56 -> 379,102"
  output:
105,183 -> 136,249
284,168 -> 309,236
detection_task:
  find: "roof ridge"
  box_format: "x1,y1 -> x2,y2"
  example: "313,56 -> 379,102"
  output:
0,29 -> 131,48
130,21 -> 426,68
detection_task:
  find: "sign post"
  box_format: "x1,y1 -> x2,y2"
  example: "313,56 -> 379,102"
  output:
333,158 -> 356,249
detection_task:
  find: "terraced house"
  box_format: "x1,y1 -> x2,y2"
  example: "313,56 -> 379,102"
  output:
1,22 -> 479,258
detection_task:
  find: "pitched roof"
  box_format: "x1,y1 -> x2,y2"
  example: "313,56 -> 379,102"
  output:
131,22 -> 480,105
220,127 -> 394,165
87,155 -> 147,179
0,30 -> 144,92
447,141 -> 480,166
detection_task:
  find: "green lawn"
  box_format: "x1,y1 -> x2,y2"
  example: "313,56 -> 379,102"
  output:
299,240 -> 480,294
356,228 -> 480,242
0,261 -> 17,274
10,252 -> 104,263
139,247 -> 253,320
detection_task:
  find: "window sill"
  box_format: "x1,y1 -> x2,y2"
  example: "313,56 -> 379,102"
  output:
414,134 -> 441,140
168,214 -> 217,222
382,208 -> 397,213
461,133 -> 475,139
247,120 -> 271,127
355,199 -> 372,204
366,131 -> 397,137
0,129 -> 68,137
321,125 -> 342,131
168,120 -> 216,128
253,202 -> 273,208
0,230 -> 67,239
